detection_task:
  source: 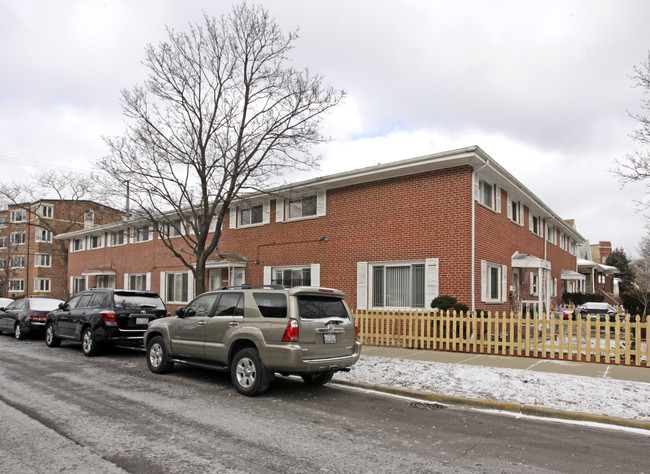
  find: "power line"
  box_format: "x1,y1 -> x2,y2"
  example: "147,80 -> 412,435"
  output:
0,154 -> 93,174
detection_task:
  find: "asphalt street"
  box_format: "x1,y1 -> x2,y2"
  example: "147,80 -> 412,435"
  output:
0,336 -> 648,473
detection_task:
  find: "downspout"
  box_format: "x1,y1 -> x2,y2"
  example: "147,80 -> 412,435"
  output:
471,157 -> 490,313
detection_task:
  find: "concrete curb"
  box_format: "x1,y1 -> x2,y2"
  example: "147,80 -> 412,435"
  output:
333,379 -> 650,431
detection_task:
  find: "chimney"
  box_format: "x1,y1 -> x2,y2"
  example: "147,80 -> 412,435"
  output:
598,241 -> 612,263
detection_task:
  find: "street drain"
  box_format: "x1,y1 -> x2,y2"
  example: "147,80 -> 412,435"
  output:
410,402 -> 446,410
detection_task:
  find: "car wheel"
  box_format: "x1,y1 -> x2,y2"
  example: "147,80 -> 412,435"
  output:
301,371 -> 334,386
45,323 -> 61,348
81,328 -> 100,356
146,336 -> 174,374
14,323 -> 25,340
231,348 -> 271,396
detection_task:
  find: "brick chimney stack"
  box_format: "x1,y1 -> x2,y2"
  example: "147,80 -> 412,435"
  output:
598,241 -> 612,263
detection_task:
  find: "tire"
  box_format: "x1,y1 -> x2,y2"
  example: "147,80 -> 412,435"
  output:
14,323 -> 26,340
230,348 -> 272,396
81,328 -> 100,357
146,336 -> 174,374
301,371 -> 334,386
45,323 -> 61,348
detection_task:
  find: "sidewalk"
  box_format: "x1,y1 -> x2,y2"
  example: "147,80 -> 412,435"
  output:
360,346 -> 650,383
333,346 -> 650,431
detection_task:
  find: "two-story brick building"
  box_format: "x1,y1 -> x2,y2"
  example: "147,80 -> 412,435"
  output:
0,200 -> 123,300
58,146 -> 585,315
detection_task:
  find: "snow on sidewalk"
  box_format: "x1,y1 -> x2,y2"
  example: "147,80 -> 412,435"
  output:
334,355 -> 650,421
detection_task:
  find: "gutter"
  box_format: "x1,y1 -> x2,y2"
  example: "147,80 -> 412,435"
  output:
471,154 -> 490,313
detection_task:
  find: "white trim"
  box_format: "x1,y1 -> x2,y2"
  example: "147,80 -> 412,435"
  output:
356,262 -> 368,310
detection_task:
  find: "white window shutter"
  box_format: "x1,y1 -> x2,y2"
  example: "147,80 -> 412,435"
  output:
310,263 -> 321,287
263,201 -> 271,224
530,274 -> 535,296
357,262 -> 368,310
124,274 -> 129,290
425,258 -> 439,308
187,272 -> 194,301
276,199 -> 284,222
229,207 -> 237,229
129,227 -> 134,244
70,276 -> 74,293
501,265 -> 508,303
263,266 -> 272,285
480,260 -> 487,302
529,213 -> 533,231
317,190 -> 326,217
160,272 -> 166,302
472,173 -> 479,201
495,186 -> 501,213
519,204 -> 524,226
146,272 -> 151,290
507,194 -> 512,220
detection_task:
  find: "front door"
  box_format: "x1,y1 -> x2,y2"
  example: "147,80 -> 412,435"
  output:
209,269 -> 222,291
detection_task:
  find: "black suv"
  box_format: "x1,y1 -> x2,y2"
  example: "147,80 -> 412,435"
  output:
45,289 -> 168,356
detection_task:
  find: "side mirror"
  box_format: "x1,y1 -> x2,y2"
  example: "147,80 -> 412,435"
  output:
58,302 -> 67,310
176,306 -> 187,317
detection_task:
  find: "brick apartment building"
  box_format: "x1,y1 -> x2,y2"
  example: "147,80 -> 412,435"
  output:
0,200 -> 123,300
58,147 -> 586,315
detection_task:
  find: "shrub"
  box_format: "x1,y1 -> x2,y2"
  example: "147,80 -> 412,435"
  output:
431,295 -> 457,310
562,292 -> 604,306
453,303 -> 469,315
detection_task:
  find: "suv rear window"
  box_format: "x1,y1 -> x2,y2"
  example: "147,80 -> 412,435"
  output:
297,295 -> 348,320
253,293 -> 287,318
113,292 -> 165,310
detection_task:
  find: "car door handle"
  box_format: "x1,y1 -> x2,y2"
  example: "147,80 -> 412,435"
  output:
229,322 -> 240,327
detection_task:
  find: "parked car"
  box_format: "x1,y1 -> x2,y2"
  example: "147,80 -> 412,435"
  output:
0,297 -> 64,339
45,289 -> 168,356
144,285 -> 362,396
574,302 -> 624,323
0,297 -> 14,309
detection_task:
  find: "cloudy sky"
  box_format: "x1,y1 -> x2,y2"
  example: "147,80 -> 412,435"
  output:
1,0 -> 649,255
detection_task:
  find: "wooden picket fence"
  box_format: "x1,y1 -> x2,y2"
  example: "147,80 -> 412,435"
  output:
354,310 -> 649,367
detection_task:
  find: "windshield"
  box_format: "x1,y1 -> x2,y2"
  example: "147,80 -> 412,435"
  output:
297,295 -> 348,320
113,293 -> 165,310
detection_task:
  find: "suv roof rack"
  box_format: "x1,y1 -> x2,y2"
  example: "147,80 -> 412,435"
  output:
218,284 -> 285,290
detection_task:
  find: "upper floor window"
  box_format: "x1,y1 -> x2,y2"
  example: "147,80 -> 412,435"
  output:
35,229 -> 53,243
10,209 -> 26,223
72,238 -> 85,252
34,278 -> 51,292
39,204 -> 53,218
111,230 -> 126,246
10,232 -> 26,245
134,225 -> 153,243
10,255 -> 25,268
546,223 -> 557,245
240,205 -> 264,226
0,237 -> 6,249
35,253 -> 52,267
529,214 -> 543,238
89,234 -> 104,249
165,220 -> 184,238
276,191 -> 326,222
289,195 -> 317,219
507,195 -> 523,225
478,180 -> 493,209
559,233 -> 567,251
569,239 -> 577,256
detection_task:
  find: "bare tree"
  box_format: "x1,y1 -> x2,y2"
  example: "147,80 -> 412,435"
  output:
0,170 -> 97,288
631,234 -> 650,322
97,4 -> 344,295
615,52 -> 650,206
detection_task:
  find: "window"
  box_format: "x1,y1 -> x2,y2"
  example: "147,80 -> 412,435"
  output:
39,205 -> 53,218
10,232 -> 26,245
559,233 -> 567,251
184,293 -> 219,318
288,195 -> 317,219
253,293 -> 287,318
111,230 -> 126,246
481,261 -> 507,303
128,274 -> 148,291
165,220 -> 184,238
569,239 -> 576,256
10,209 -> 26,223
166,272 -> 189,303
34,278 -> 50,292
96,275 -> 115,289
478,180 -> 493,209
35,254 -> 51,267
239,205 -> 264,226
546,223 -> 556,245
73,277 -> 86,293
371,263 -> 425,308
507,195 -> 523,225
10,256 -> 25,268
72,238 -> 85,252
89,234 -> 104,249
135,226 -> 152,242
35,229 -> 52,243
213,293 -> 244,317
273,267 -> 311,288
0,237 -> 6,248
9,279 -> 24,292
529,215 -> 543,237
530,273 -> 539,296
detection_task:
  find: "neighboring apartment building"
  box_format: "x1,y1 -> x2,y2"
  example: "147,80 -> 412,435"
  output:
0,200 -> 123,300
59,147 -> 585,316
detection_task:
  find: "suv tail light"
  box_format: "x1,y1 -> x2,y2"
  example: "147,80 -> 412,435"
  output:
355,321 -> 359,341
99,312 -> 116,323
282,318 -> 299,342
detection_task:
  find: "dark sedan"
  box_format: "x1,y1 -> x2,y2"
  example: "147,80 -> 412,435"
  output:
0,297 -> 64,339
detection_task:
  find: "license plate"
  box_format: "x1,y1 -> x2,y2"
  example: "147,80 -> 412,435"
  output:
136,317 -> 149,325
323,333 -> 337,344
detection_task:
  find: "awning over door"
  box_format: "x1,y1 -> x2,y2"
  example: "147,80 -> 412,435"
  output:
511,252 -> 551,270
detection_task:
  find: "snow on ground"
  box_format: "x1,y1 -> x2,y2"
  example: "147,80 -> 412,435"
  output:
334,355 -> 650,421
